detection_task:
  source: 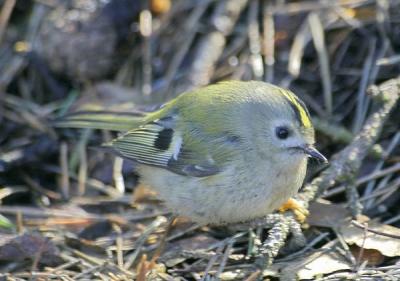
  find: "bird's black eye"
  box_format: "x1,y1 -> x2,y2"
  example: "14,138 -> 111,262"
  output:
275,126 -> 290,139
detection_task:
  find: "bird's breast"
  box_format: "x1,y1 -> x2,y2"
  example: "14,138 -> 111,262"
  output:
136,157 -> 308,225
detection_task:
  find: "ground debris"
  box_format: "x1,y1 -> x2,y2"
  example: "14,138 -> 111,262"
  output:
1,0 -> 400,280
0,232 -> 61,266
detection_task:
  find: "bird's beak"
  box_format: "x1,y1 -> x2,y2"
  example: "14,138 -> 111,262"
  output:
301,145 -> 328,163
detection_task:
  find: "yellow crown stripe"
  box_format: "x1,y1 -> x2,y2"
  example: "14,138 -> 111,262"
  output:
280,90 -> 312,128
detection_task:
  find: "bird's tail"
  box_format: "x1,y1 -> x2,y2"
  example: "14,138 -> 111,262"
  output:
54,110 -> 146,131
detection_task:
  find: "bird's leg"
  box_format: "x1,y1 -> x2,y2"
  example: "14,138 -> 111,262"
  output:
278,197 -> 309,223
133,216 -> 170,278
149,216 -> 177,264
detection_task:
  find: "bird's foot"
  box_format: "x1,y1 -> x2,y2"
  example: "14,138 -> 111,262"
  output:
278,198 -> 309,223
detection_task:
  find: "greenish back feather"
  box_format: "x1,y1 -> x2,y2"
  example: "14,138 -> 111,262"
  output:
56,80 -> 314,177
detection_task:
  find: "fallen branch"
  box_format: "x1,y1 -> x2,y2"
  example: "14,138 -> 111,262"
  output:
301,77 -> 400,207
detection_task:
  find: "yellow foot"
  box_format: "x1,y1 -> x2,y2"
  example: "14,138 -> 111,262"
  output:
278,198 -> 309,223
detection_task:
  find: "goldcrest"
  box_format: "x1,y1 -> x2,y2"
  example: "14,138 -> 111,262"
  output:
57,81 -> 327,225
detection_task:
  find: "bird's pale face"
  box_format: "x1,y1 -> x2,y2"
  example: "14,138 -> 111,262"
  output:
264,117 -> 326,163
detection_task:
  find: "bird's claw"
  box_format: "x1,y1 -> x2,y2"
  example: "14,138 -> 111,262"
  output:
278,198 -> 309,223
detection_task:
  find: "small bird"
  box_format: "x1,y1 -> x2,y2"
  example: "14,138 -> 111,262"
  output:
57,81 -> 327,225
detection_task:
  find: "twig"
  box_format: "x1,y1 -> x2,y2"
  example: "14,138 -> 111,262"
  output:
288,19 -> 309,78
22,173 -> 62,200
201,241 -> 225,281
247,0 -> 263,80
139,9 -> 153,97
59,142 -> 70,200
253,216 -> 290,278
344,177 -> 363,216
363,132 -> 400,208
73,264 -> 103,279
0,0 -> 16,45
351,220 -> 400,239
182,0 -> 249,90
78,141 -> 88,196
354,220 -> 369,270
301,77 -> 400,206
333,231 -> 357,266
123,216 -> 167,269
0,205 -> 102,219
324,162 -> 400,197
163,0 -> 210,95
244,270 -> 261,281
112,223 -> 124,268
113,157 -> 125,194
215,237 -> 235,279
277,231 -> 330,262
353,38 -> 376,133
262,4 -> 275,83
308,12 -> 332,115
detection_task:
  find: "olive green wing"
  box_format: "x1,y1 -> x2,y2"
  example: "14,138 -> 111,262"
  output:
106,115 -> 235,177
54,110 -> 147,131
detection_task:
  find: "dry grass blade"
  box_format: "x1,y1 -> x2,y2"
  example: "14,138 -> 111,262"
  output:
262,5 -> 275,83
0,0 -> 16,45
308,12 -> 332,115
163,0 -> 210,94
184,0 -> 249,89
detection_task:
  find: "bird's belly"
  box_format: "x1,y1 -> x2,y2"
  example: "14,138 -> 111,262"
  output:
137,160 -> 307,225
198,162 -> 306,224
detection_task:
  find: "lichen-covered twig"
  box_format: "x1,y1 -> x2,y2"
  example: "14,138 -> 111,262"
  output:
301,77 -> 400,207
254,216 -> 290,269
313,117 -> 383,159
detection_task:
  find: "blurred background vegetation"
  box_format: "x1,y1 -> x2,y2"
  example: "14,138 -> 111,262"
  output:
0,0 -> 400,280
